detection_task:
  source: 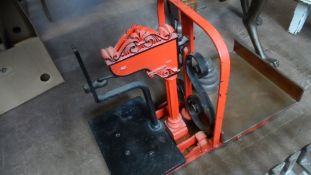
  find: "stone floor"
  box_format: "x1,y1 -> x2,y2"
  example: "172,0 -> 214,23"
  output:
1,0 -> 311,174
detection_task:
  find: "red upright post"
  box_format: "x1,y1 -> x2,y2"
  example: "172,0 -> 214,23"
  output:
165,75 -> 188,140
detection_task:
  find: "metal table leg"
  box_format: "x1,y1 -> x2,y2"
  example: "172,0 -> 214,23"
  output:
40,0 -> 52,21
240,0 -> 279,67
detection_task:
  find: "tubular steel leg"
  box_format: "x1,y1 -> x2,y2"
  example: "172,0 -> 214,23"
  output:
40,0 -> 52,21
240,0 -> 250,16
241,0 -> 279,67
241,0 -> 265,59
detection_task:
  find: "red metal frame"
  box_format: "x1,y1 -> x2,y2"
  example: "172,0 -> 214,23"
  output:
158,0 -> 230,160
101,0 -> 231,168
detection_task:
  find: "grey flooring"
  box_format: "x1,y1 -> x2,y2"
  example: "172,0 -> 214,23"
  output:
1,0 -> 311,174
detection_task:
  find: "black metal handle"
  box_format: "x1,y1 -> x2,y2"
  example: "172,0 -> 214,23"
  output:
72,46 -> 100,102
97,81 -> 161,130
72,47 -> 160,130
82,75 -> 115,93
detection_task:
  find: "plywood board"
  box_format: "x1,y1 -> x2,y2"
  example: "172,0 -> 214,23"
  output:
0,37 -> 64,115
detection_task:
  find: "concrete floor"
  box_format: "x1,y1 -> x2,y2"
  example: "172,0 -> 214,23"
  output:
1,0 -> 311,174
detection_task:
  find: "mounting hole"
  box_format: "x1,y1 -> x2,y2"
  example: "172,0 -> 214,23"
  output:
40,73 -> 50,82
12,26 -> 21,34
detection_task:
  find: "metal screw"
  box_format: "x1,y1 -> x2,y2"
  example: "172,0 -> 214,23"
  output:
148,151 -> 155,157
0,68 -> 7,73
115,133 -> 120,137
124,150 -> 131,156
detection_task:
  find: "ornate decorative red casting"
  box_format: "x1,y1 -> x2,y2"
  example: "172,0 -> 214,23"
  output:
147,66 -> 179,78
101,24 -> 178,66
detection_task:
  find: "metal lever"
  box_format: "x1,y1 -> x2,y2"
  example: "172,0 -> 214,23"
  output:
72,47 -> 161,130
72,47 -> 116,96
82,75 -> 114,93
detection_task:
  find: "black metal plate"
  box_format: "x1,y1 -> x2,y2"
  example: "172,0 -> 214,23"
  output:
89,97 -> 185,175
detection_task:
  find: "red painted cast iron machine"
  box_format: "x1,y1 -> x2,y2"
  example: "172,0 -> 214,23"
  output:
73,0 -> 303,174
101,0 -> 230,162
